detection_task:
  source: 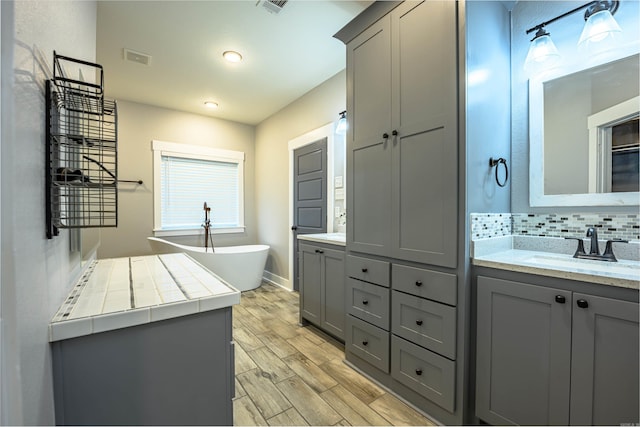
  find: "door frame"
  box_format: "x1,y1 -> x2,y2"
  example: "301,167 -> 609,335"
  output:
288,122 -> 335,291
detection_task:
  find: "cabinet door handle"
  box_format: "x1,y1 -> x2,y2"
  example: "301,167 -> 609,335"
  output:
291,225 -> 298,230
383,132 -> 389,139
362,340 -> 369,346
416,320 -> 423,326
555,295 -> 566,304
362,299 -> 369,305
315,249 -> 324,254
415,369 -> 423,376
361,268 -> 368,273
577,299 -> 589,309
392,130 -> 398,136
415,280 -> 423,287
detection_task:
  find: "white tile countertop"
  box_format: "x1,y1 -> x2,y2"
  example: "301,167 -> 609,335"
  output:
472,236 -> 640,290
49,253 -> 240,342
297,233 -> 346,246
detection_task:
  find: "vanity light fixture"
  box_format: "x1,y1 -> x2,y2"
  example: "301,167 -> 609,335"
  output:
223,50 -> 243,63
524,27 -> 562,76
578,2 -> 622,46
524,0 -> 622,75
204,101 -> 219,109
336,110 -> 347,135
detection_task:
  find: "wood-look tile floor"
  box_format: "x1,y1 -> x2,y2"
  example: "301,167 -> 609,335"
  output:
232,282 -> 437,426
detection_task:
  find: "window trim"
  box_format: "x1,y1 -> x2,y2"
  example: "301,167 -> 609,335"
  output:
152,140 -> 245,236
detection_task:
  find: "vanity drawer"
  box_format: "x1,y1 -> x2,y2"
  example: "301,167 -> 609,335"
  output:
347,255 -> 390,287
346,315 -> 390,373
391,335 -> 455,412
347,278 -> 390,330
391,291 -> 456,359
392,264 -> 456,306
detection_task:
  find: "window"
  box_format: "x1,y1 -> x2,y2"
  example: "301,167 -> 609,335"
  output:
152,140 -> 245,236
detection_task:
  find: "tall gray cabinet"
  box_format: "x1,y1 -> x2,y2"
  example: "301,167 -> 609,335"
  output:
336,1 -> 463,424
346,0 -> 458,267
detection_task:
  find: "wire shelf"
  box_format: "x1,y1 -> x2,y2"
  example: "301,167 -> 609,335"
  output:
46,52 -> 118,238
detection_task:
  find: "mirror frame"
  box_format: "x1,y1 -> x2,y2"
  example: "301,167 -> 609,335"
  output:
529,52 -> 640,207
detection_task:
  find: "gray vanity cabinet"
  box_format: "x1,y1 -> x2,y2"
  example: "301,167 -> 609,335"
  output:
299,242 -> 346,340
476,276 -> 639,426
476,276 -> 572,425
346,0 -> 458,267
570,293 -> 639,426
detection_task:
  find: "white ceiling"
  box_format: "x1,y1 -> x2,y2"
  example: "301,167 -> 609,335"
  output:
96,1 -> 371,125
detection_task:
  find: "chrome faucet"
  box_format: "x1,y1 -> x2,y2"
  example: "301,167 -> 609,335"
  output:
565,227 -> 628,262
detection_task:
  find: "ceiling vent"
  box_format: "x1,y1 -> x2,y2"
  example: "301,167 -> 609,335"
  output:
256,0 -> 288,14
124,48 -> 152,66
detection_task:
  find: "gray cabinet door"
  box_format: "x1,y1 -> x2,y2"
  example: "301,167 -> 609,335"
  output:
299,243 -> 322,325
346,15 -> 393,256
322,247 -> 346,340
476,276 -> 572,426
570,293 -> 639,426
390,0 -> 458,267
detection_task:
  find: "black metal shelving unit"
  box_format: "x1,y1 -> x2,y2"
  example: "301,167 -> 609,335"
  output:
46,52 -> 118,239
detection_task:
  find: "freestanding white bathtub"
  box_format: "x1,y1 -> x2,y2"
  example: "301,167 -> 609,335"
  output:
147,237 -> 269,292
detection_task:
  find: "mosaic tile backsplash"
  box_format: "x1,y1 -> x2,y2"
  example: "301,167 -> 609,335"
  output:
471,213 -> 639,241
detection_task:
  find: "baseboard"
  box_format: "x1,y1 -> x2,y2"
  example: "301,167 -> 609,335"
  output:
262,270 -> 292,291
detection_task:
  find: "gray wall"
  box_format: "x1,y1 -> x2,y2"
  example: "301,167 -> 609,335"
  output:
466,0 -> 511,214
1,1 -> 97,424
510,0 -> 640,213
97,100 -> 257,258
255,70 -> 346,286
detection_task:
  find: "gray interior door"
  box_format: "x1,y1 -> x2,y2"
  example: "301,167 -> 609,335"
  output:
293,138 -> 327,291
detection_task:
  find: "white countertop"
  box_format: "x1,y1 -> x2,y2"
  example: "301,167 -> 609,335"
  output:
472,236 -> 640,290
49,253 -> 240,342
297,233 -> 346,247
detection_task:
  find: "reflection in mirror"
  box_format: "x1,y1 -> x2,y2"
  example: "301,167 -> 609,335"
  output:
530,53 -> 640,206
543,54 -> 639,195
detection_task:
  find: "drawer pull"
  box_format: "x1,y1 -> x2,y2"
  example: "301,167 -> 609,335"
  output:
577,299 -> 589,309
362,340 -> 369,346
362,299 -> 369,305
361,268 -> 368,273
415,369 -> 423,376
555,295 -> 566,304
315,249 -> 324,254
416,320 -> 423,326
415,280 -> 423,287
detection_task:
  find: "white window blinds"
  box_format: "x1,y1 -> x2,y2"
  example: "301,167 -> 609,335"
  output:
160,155 -> 240,229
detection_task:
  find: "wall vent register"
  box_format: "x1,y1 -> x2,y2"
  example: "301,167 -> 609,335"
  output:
46,52 -> 118,238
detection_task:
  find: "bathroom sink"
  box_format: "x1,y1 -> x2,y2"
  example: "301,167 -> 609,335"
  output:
523,254 -> 640,278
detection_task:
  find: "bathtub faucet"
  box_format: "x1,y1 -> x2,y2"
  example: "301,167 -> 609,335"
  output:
203,202 -> 214,252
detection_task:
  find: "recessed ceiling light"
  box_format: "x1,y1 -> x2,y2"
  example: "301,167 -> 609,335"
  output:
204,101 -> 219,109
223,50 -> 243,63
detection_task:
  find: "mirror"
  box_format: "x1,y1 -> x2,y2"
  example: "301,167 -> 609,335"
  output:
529,53 -> 640,206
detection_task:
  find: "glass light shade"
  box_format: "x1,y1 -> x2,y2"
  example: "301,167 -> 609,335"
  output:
578,9 -> 622,46
524,33 -> 562,77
